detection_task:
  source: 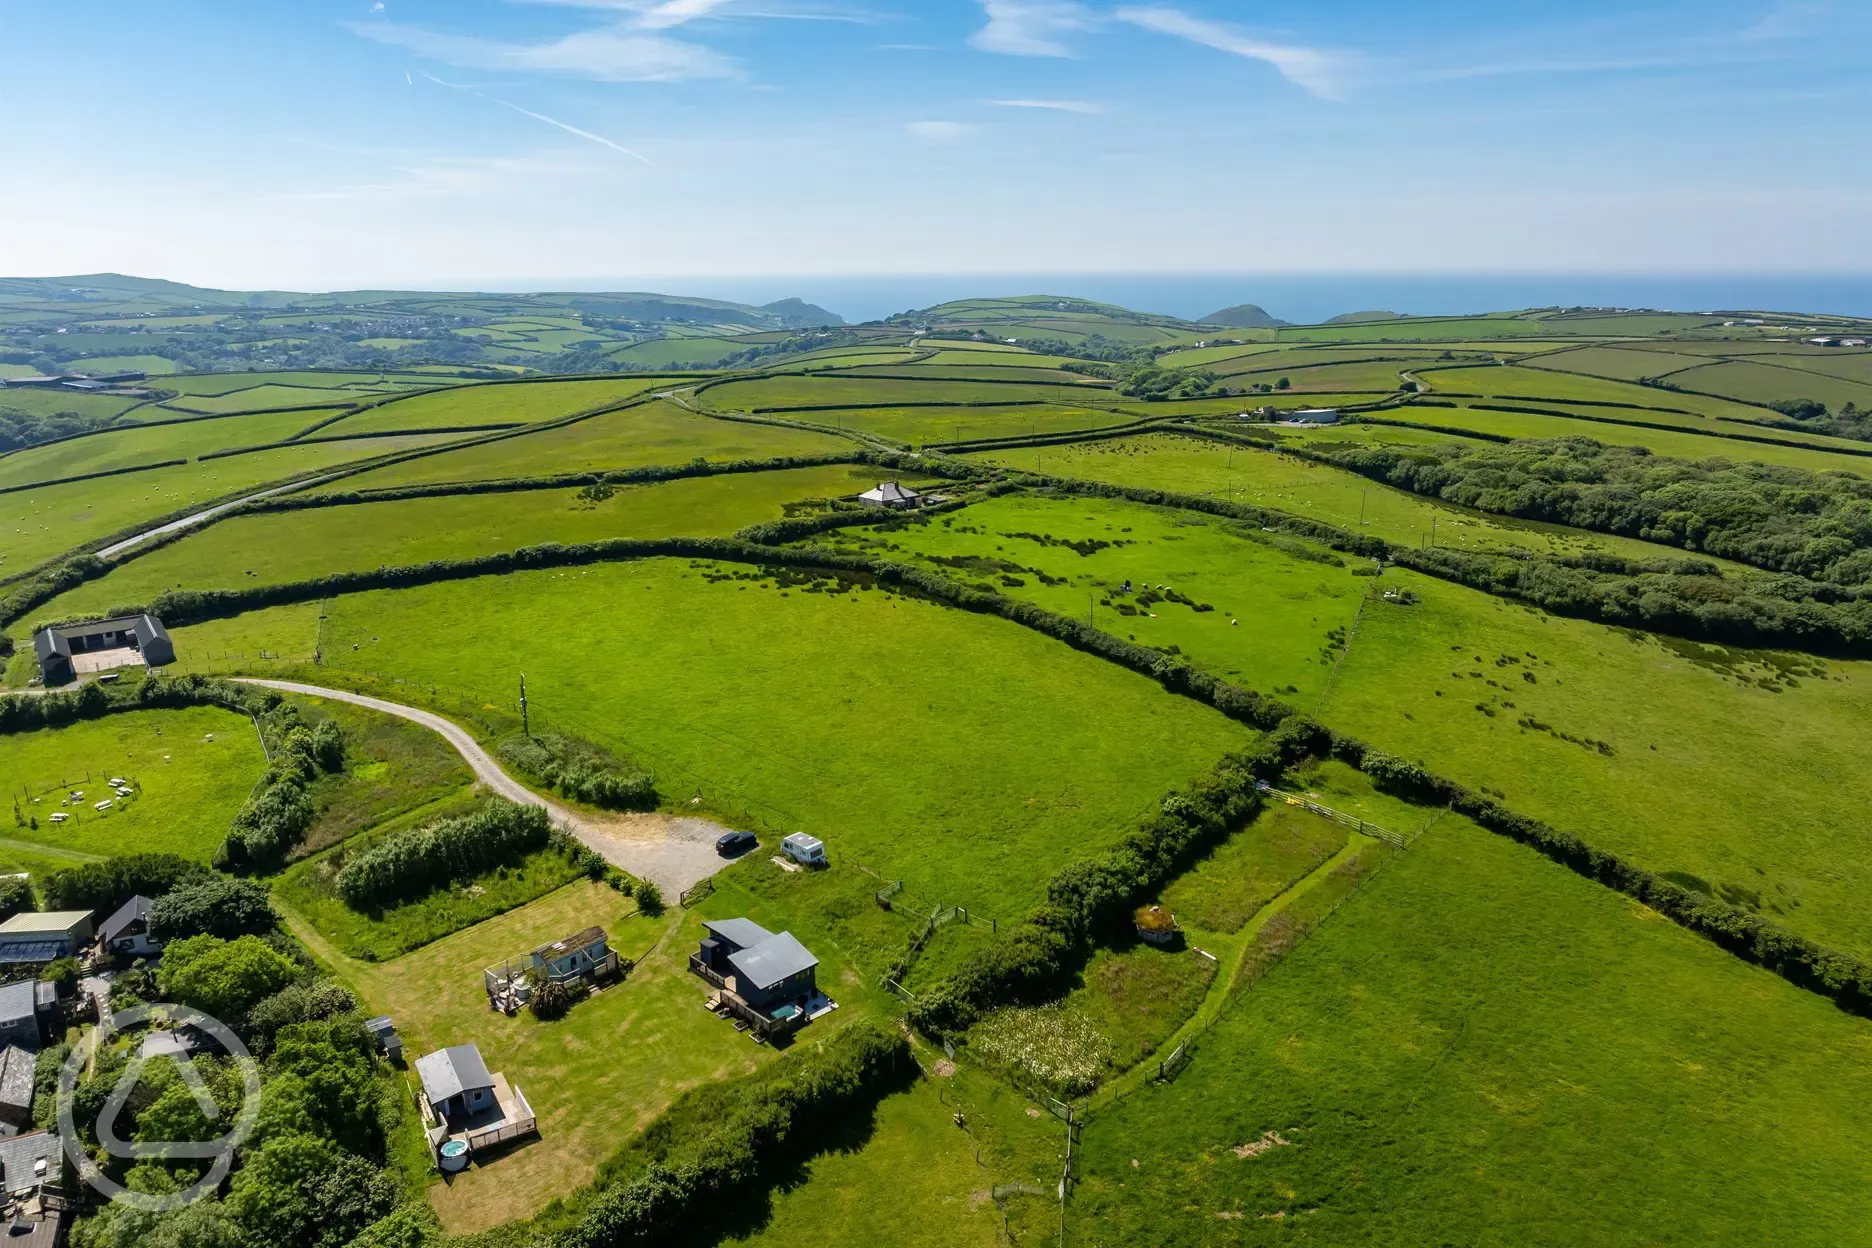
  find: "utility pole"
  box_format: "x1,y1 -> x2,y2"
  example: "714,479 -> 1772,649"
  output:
520,674 -> 531,738
1360,490 -> 1367,526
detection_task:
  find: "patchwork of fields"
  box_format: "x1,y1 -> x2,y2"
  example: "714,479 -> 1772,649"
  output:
7,306 -> 1872,1248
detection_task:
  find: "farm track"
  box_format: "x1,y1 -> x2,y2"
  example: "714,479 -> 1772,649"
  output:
232,678 -> 738,894
95,473 -> 348,559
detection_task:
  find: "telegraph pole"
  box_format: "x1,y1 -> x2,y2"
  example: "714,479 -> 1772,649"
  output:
520,675 -> 530,738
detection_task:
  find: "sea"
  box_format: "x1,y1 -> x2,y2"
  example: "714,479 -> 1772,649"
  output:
555,274 -> 1872,328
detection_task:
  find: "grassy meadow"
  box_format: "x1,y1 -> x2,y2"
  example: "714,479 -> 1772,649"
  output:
0,705 -> 266,861
326,376 -> 671,435
0,408 -> 327,490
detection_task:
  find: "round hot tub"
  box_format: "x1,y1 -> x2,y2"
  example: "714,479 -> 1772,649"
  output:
439,1140 -> 470,1173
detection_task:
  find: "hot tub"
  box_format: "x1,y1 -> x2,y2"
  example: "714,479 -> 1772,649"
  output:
439,1139 -> 470,1173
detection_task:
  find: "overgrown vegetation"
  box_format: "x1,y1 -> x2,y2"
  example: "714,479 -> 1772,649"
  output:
334,799 -> 556,910
496,733 -> 656,811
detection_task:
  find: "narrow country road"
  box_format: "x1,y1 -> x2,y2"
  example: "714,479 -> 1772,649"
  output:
234,678 -> 738,894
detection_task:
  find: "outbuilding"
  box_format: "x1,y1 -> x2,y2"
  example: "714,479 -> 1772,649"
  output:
32,615 -> 175,686
415,1044 -> 497,1127
0,1047 -> 33,1133
0,912 -> 94,966
1287,408 -> 1341,425
0,983 -> 54,1053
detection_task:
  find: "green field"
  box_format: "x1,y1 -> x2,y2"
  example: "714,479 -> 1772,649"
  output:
1666,357 -> 1872,412
160,385 -> 370,415
0,409 -> 323,490
1418,362 -> 1775,421
324,377 -> 669,436
1073,813 -> 1872,1245
704,375 -> 1108,411
213,556 -> 1256,913
318,402 -> 853,490
0,705 -> 266,861
15,464 -> 881,632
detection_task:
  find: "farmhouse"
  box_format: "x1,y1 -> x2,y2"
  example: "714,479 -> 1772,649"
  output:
32,615 -> 175,686
97,895 -> 160,959
691,918 -> 829,1039
0,912 -> 94,967
857,481 -> 923,510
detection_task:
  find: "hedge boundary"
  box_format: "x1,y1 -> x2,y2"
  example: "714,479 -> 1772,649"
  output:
0,457 -> 190,497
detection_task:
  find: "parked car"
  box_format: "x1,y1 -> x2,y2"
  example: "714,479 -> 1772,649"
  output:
716,830 -> 758,857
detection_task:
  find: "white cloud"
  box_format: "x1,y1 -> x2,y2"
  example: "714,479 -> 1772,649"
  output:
907,120 -> 971,141
970,1 -> 1095,58
990,98 -> 1102,113
1114,6 -> 1342,98
349,19 -> 738,81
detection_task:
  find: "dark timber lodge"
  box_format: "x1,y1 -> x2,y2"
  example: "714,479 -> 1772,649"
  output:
32,615 -> 174,686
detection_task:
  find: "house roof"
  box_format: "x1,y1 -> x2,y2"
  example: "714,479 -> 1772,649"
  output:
415,1045 -> 493,1106
859,481 -> 920,503
364,1016 -> 397,1035
0,1131 -> 59,1196
0,1049 -> 31,1113
726,931 -> 819,992
702,918 -> 773,951
98,895 -> 152,945
531,926 -> 606,959
0,914 -> 89,940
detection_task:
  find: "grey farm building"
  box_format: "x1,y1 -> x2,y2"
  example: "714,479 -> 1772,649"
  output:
32,614 -> 174,685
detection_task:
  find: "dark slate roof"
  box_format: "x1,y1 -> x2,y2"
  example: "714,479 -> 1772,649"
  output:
702,918 -> 773,951
98,895 -> 152,945
727,932 -> 818,992
0,986 -> 33,1028
0,1130 -> 58,1195
0,1049 -> 31,1113
415,1045 -> 493,1106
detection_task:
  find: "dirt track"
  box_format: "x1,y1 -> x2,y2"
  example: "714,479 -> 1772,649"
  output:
234,678 -> 736,894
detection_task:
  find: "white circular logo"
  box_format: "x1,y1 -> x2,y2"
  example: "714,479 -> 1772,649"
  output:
56,1004 -> 264,1211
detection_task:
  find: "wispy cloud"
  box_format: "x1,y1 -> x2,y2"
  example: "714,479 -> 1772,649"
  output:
970,1 -> 1095,58
425,73 -> 655,163
349,19 -> 738,81
1113,6 -> 1342,98
990,98 -> 1102,113
907,120 -> 971,141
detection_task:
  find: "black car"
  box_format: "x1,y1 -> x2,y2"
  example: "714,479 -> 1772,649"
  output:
716,830 -> 758,857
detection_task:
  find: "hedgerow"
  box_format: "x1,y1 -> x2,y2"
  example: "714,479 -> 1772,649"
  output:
335,800 -> 552,910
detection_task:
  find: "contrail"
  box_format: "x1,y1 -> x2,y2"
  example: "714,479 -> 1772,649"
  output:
422,73 -> 654,165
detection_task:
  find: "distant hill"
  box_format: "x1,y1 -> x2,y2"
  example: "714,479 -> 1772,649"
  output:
758,298 -> 845,328
1325,311 -> 1406,324
1202,303 -> 1287,329
887,295 -> 1200,347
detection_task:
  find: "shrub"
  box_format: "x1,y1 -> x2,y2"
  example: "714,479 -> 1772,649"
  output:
38,957 -> 79,997
149,876 -> 278,942
529,979 -> 576,1021
634,880 -> 665,918
157,934 -> 302,1023
0,879 -> 33,924
336,801 -> 552,910
496,733 -> 656,811
246,978 -> 359,1052
42,854 -> 209,915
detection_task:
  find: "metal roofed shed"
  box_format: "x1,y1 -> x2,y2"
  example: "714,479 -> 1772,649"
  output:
365,1016 -> 403,1063
415,1044 -> 494,1120
0,913 -> 93,965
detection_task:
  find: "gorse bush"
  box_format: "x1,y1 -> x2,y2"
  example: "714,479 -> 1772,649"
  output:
496,733 -> 656,811
336,800 -> 552,910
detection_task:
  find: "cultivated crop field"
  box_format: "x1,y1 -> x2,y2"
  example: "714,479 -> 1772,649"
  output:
10,297 -> 1872,1248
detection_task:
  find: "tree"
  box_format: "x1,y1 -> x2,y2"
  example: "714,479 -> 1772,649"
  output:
157,935 -> 300,1023
150,876 -> 278,942
0,878 -> 32,924
529,979 -> 575,1020
635,879 -> 666,918
226,1134 -> 400,1248
43,854 -> 209,914
1276,376 -> 1291,390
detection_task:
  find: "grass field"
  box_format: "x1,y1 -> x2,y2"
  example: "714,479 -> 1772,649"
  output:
0,409 -> 324,490
289,695 -> 474,856
325,377 -> 669,436
218,556 -> 1257,914
1665,358 -> 1872,412
1524,344 -> 1717,381
0,387 -> 149,423
319,402 -> 854,490
704,376 -> 1108,411
16,463 -> 881,632
1419,362 -> 1775,421
1072,813 -> 1872,1246
0,705 -> 266,861
160,385 -> 373,415
0,432 -> 461,573
817,402 -> 1130,446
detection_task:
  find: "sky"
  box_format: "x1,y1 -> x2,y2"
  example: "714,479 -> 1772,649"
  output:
0,0 -> 1868,294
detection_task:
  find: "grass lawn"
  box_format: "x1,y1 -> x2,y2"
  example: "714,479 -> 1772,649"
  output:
321,402 -> 853,490
327,377 -> 669,436
1160,802 -> 1350,933
17,463 -> 880,632
284,880 -> 880,1233
0,705 -> 266,861
200,555 -> 1255,916
273,802 -> 584,961
1071,813 -> 1872,1246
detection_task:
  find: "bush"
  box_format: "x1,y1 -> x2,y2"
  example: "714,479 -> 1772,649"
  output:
149,875 -> 278,942
0,879 -> 33,924
42,853 -> 208,915
38,957 -> 79,997
157,934 -> 302,1023
336,800 -> 552,911
634,880 -> 666,918
496,733 -> 656,811
246,978 -> 359,1052
528,979 -> 576,1021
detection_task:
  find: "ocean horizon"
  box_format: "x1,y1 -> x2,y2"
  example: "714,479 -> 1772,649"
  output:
483,273 -> 1872,328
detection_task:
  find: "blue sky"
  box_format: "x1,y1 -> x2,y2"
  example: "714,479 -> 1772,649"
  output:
0,0 -> 1867,290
